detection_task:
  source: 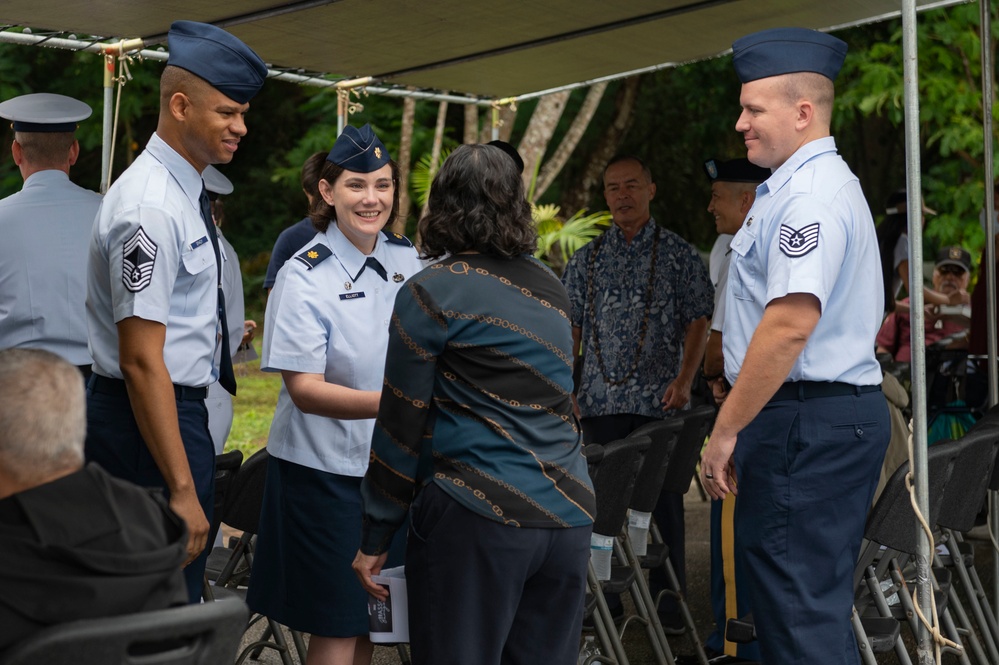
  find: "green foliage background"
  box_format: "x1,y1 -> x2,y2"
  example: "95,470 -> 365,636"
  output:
2,3 -> 998,320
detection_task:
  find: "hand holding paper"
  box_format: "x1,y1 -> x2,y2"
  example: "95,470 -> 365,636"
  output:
352,550 -> 389,600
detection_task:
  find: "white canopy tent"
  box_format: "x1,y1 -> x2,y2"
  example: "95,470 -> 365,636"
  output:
0,1 -> 992,661
0,0 -> 968,101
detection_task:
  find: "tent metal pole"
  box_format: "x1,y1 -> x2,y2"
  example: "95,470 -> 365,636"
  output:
0,31 -> 489,106
337,89 -> 346,136
979,0 -> 999,618
100,53 -> 113,194
901,1 -> 932,662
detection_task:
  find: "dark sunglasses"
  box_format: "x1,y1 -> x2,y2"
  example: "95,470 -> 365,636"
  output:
937,265 -> 966,276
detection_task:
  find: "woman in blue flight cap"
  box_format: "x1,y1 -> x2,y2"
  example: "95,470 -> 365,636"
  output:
248,124 -> 422,665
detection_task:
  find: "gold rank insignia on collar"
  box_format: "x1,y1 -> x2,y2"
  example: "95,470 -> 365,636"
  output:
393,273 -> 404,283
293,243 -> 332,270
381,230 -> 414,247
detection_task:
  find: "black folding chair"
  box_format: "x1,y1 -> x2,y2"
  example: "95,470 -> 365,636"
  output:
208,448 -> 267,590
0,599 -> 248,665
203,448 -> 308,665
933,421 -> 999,664
203,449 -> 243,602
583,436 -> 650,665
624,417 -> 708,665
851,438 -> 969,665
645,405 -> 715,635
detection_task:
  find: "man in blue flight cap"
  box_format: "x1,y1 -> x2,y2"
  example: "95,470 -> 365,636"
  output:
699,28 -> 889,665
0,93 -> 101,378
85,20 -> 267,602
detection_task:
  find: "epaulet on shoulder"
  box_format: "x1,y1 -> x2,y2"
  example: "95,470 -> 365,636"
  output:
293,243 -> 333,270
382,230 -> 414,247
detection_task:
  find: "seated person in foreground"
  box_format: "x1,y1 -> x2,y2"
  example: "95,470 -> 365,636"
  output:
876,245 -> 972,362
0,348 -> 188,655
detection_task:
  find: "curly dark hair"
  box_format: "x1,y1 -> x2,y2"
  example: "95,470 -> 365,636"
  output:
418,144 -> 536,260
308,158 -> 401,234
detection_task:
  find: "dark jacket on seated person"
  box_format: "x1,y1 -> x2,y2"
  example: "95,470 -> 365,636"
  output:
0,463 -> 188,654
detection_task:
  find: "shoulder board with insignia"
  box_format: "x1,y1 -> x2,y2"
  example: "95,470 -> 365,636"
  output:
381,230 -> 414,247
293,243 -> 333,269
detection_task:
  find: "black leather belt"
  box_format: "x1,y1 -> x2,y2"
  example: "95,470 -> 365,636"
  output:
89,373 -> 208,401
770,381 -> 881,402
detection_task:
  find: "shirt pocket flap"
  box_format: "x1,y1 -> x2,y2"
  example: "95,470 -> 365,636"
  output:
182,238 -> 215,276
730,226 -> 757,258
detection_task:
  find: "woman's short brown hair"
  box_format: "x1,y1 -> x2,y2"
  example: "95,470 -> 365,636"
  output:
308,159 -> 401,234
418,144 -> 536,260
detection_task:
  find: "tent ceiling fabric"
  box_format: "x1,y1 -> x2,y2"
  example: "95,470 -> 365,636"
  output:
0,0 -> 966,100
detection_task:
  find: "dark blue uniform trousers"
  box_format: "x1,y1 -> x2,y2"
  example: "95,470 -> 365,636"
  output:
406,483 -> 591,665
85,379 -> 215,604
734,389 -> 888,665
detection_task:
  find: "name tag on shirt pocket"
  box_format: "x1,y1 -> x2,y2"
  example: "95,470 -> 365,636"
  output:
339,292 -> 366,300
181,239 -> 215,275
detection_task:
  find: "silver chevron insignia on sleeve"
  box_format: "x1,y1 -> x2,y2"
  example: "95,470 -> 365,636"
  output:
779,223 -> 820,258
122,227 -> 157,292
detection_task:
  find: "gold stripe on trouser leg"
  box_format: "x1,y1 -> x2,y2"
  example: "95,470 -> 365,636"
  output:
722,489 -> 738,656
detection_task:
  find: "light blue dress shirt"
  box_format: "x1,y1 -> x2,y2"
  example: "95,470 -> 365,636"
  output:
262,223 -> 423,476
0,170 -> 101,365
87,133 -> 225,387
722,137 -> 883,387
710,233 -> 734,334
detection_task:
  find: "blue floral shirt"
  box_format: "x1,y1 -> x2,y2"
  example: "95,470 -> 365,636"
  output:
562,219 -> 713,418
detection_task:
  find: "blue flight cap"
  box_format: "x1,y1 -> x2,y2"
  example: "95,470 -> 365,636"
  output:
326,124 -> 391,173
0,93 -> 91,133
167,20 -> 267,104
703,157 -> 770,183
732,27 -> 847,83
203,165 -> 234,198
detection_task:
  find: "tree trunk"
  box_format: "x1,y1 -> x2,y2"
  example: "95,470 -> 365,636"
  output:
417,100 -> 449,241
518,90 -> 571,191
393,95 -> 416,235
533,82 -> 608,201
560,76 -> 641,215
463,104 -> 478,144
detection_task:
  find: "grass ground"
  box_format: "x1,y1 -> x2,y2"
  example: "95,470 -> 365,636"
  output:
226,340 -> 281,459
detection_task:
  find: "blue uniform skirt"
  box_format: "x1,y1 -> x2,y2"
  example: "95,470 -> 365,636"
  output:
247,456 -> 402,637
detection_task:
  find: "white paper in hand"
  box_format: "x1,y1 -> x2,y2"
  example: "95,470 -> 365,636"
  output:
368,565 -> 409,643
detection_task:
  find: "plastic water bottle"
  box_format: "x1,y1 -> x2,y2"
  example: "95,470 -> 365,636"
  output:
578,635 -> 602,664
627,509 -> 651,556
590,533 -> 614,581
